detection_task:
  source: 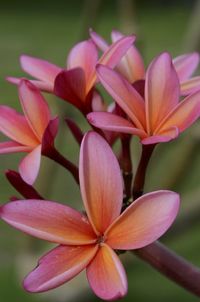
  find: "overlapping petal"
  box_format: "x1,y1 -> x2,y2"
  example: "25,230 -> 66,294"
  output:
19,145 -> 42,185
24,244 -> 98,292
0,199 -> 96,245
54,68 -> 86,107
90,30 -> 144,83
7,77 -> 54,92
20,55 -> 62,85
0,141 -> 32,154
97,65 -> 145,129
87,35 -> 136,94
105,191 -> 180,250
67,40 -> 98,93
98,35 -> 135,69
41,117 -> 59,153
79,132 -> 123,234
156,90 -> 200,133
173,52 -> 199,82
180,76 -> 200,96
111,30 -> 145,82
0,106 -> 39,146
90,29 -> 108,51
87,112 -> 146,137
87,244 -> 127,301
145,52 -> 180,134
19,80 -> 51,140
141,126 -> 179,145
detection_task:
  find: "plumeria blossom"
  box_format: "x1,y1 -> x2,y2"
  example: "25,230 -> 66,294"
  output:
88,52 -> 200,145
7,36 -> 135,113
0,132 -> 180,300
91,29 -> 200,96
0,79 -> 58,185
90,29 -> 145,83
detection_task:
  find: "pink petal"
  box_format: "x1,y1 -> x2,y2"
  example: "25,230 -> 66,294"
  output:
141,126 -> 179,144
98,35 -> 135,69
97,65 -> 146,129
180,76 -> 200,96
0,141 -> 32,154
19,145 -> 42,185
41,117 -> 59,153
88,35 -> 136,92
145,52 -> 180,133
0,199 -> 97,245
20,55 -> 62,85
105,190 -> 180,250
89,29 -> 109,52
67,40 -> 98,94
7,77 -> 53,92
54,68 -> 86,108
156,90 -> 200,134
91,90 -> 106,111
87,112 -> 146,138
19,80 -> 51,140
111,30 -> 145,82
24,244 -> 98,292
173,52 -> 199,82
79,132 -> 123,235
0,105 -> 39,146
87,244 -> 127,301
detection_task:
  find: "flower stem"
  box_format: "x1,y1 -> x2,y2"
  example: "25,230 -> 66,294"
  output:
44,146 -> 79,185
132,144 -> 155,200
120,135 -> 133,200
133,241 -> 200,297
5,170 -> 44,200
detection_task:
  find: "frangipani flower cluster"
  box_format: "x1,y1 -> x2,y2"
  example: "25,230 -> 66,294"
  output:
0,29 -> 200,301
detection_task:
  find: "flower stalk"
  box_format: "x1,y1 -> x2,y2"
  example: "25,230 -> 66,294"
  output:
132,144 -> 155,200
134,241 -> 200,297
120,135 -> 133,201
5,170 -> 44,200
43,146 -> 79,185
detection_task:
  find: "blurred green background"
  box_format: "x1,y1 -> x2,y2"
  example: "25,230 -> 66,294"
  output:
1,0 -> 200,301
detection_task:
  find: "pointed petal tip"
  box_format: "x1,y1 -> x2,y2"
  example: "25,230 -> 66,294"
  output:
6,76 -> 20,85
23,278 -> 38,293
151,52 -> 173,68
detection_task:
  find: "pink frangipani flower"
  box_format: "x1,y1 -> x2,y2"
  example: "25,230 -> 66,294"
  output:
7,36 -> 135,113
0,132 -> 180,300
90,29 -> 145,83
88,53 -> 200,145
0,79 -> 58,184
91,29 -> 200,95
